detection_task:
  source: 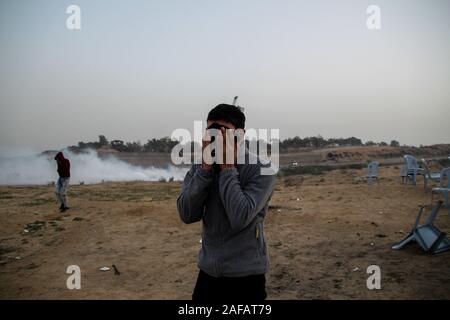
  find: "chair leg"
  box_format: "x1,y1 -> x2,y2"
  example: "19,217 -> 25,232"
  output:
445,193 -> 450,216
392,232 -> 415,250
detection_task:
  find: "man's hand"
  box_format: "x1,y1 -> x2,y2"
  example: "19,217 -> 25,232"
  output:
220,127 -> 236,171
202,125 -> 237,172
201,131 -> 213,172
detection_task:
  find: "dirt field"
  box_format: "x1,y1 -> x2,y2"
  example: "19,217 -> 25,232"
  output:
0,165 -> 449,299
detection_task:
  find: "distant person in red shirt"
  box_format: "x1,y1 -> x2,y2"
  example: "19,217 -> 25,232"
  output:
54,152 -> 70,212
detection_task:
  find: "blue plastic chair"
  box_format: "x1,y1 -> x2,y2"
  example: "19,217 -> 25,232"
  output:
421,159 -> 441,192
432,167 -> 450,215
392,201 -> 450,254
366,161 -> 380,184
403,155 -> 423,186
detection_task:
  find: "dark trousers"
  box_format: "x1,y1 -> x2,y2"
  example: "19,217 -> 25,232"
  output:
192,270 -> 267,302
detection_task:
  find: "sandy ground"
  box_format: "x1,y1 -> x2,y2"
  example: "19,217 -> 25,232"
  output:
0,166 -> 449,299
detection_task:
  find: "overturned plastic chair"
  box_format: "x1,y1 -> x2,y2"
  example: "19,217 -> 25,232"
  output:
366,161 -> 380,184
392,201 -> 450,254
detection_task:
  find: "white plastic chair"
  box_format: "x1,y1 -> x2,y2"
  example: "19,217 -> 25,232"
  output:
432,167 -> 450,215
366,161 -> 379,184
421,159 -> 441,192
403,155 -> 422,186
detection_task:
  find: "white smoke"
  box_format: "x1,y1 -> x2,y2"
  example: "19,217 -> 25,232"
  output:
0,149 -> 188,185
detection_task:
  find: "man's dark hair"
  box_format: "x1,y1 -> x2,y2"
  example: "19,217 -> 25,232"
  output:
207,104 -> 245,129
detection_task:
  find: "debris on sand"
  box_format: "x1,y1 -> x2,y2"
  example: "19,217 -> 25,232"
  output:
270,241 -> 282,247
99,266 -> 110,271
25,263 -> 38,270
375,234 -> 387,238
23,221 -> 46,234
112,264 -> 121,275
0,245 -> 16,265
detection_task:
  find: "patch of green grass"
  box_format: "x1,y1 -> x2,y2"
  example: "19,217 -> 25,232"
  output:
32,190 -> 52,197
344,163 -> 368,170
0,191 -> 14,200
20,198 -> 55,207
279,163 -> 367,177
438,158 -> 450,167
71,183 -> 180,202
279,166 -> 327,176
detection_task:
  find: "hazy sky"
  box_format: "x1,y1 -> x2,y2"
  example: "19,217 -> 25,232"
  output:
1,0 -> 449,150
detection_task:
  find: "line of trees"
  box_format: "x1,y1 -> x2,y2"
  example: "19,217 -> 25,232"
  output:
280,136 -> 400,150
71,135 -> 179,153
70,135 -> 400,153
280,135 -> 363,150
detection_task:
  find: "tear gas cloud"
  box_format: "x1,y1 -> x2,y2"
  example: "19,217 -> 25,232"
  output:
0,149 -> 188,185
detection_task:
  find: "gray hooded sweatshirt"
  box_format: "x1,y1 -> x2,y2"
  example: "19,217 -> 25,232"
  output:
177,154 -> 276,277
